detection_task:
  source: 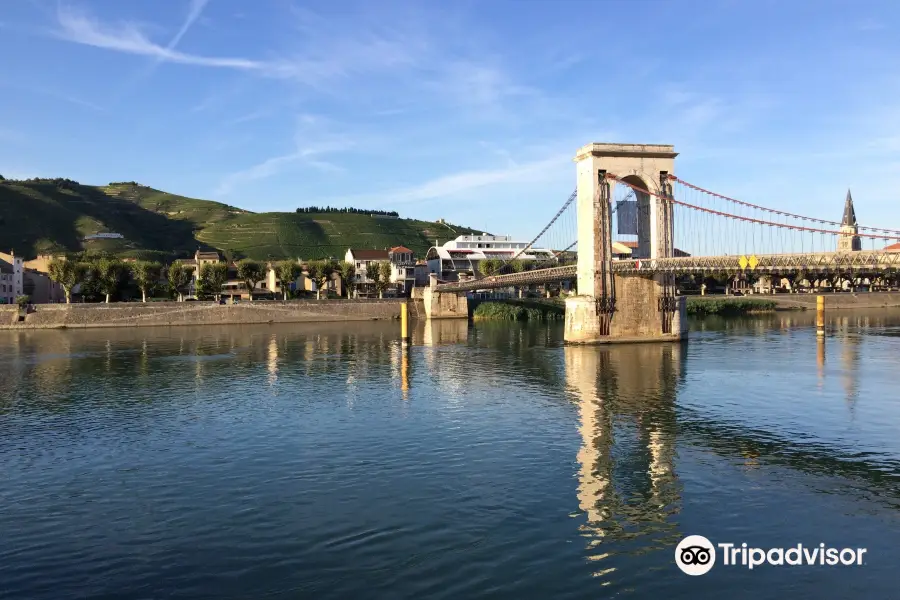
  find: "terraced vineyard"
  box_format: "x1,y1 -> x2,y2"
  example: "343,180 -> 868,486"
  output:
197,212 -> 477,259
0,178 -> 483,260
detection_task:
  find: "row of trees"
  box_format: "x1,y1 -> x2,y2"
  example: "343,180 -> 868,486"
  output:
44,257 -> 372,303
47,257 -> 161,304
1,176 -> 79,190
295,206 -> 399,217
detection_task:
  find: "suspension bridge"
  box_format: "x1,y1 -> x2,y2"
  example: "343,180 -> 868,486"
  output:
423,143 -> 900,344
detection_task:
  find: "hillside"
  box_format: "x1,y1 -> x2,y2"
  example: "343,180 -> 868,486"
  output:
0,178 -> 482,261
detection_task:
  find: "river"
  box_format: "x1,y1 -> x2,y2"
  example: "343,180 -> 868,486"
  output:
2,310 -> 899,599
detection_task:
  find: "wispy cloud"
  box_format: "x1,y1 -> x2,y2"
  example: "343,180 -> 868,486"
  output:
166,0 -> 210,52
323,153 -> 568,207
54,4 -> 264,71
0,80 -> 103,111
52,2 -> 429,91
228,109 -> 272,125
214,114 -> 354,196
856,18 -> 885,31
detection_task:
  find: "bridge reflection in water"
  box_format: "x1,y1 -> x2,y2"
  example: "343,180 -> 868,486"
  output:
564,343 -> 685,578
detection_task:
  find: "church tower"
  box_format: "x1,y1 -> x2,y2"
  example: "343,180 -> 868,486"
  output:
837,189 -> 861,252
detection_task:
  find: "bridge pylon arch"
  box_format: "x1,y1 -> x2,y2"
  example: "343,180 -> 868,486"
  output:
565,143 -> 687,344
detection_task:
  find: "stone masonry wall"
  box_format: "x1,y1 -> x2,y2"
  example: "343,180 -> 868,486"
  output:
0,300 -> 421,330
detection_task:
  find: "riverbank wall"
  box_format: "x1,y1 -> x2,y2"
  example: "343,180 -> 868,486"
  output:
766,292 -> 900,311
0,299 -> 424,330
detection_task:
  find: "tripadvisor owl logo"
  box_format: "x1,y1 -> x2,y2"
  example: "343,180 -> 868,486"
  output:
675,535 -> 716,576
675,535 -> 869,575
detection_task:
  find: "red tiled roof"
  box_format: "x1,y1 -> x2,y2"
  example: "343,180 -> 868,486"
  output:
885,243 -> 900,251
390,246 -> 413,254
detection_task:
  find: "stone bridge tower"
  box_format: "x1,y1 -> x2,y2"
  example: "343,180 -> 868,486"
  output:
837,189 -> 861,252
565,143 -> 688,344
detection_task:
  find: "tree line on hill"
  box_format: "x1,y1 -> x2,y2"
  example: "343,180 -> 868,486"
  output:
108,181 -> 142,186
295,206 -> 399,217
0,176 -> 80,189
42,254 -> 400,303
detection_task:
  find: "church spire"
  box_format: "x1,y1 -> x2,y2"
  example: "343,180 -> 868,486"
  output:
841,189 -> 857,227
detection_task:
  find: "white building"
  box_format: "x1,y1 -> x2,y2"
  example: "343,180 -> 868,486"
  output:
345,248 -> 390,297
425,234 -> 556,281
0,250 -> 24,305
387,246 -> 418,295
345,247 -> 424,297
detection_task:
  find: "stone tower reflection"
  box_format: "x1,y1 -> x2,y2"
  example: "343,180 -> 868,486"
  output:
838,318 -> 860,406
565,342 -> 684,573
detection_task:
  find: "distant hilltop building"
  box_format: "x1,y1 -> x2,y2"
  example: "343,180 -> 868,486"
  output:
84,232 -> 124,240
837,190 -> 861,252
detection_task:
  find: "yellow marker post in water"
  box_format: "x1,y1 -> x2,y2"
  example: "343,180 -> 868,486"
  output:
816,295 -> 825,336
401,302 -> 410,346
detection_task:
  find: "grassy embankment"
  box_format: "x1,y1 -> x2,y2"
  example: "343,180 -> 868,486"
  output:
471,297 -> 776,321
471,300 -> 565,321
686,297 -> 777,315
0,179 -> 481,260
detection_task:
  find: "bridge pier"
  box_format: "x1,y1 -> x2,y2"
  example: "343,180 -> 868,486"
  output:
564,275 -> 687,344
565,143 -> 687,345
423,274 -> 468,319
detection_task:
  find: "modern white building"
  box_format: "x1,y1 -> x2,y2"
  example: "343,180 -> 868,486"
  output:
0,250 -> 24,305
425,234 -> 556,281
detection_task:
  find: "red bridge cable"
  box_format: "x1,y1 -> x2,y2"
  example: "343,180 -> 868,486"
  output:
609,174 -> 900,243
669,175 -> 900,235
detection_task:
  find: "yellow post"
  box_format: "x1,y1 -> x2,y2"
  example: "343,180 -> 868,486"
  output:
401,346 -> 410,400
401,301 -> 409,345
816,335 -> 825,384
816,295 -> 825,336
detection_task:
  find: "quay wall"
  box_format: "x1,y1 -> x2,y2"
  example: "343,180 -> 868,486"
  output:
0,299 -> 423,330
765,292 -> 900,310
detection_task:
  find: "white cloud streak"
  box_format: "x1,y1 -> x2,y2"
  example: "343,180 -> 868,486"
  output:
165,0 -> 210,53
322,154 -> 569,207
214,115 -> 355,196
55,4 -> 264,71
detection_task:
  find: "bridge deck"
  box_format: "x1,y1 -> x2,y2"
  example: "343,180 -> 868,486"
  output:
433,251 -> 900,292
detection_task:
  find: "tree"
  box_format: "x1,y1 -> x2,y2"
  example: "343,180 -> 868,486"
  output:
307,260 -> 335,300
480,258 -> 501,276
79,261 -> 102,302
379,261 -> 393,296
167,262 -> 193,301
129,261 -> 162,302
509,259 -> 525,273
47,258 -> 82,304
95,257 -> 124,303
236,259 -> 265,301
276,260 -> 301,300
199,263 -> 228,301
368,261 -> 392,299
336,261 -> 356,298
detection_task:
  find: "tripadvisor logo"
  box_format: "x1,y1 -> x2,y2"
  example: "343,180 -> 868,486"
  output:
675,535 -> 867,575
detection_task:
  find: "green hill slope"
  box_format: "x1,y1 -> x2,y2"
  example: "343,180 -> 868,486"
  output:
197,212 -> 476,260
0,178 -> 482,260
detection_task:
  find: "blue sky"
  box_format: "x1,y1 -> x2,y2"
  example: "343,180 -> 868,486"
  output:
2,0 -> 899,238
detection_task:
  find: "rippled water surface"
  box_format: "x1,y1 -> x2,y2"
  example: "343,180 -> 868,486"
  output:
2,311 -> 900,599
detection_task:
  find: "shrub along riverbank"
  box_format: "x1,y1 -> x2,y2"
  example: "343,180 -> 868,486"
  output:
686,297 -> 777,316
471,300 -> 565,321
